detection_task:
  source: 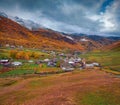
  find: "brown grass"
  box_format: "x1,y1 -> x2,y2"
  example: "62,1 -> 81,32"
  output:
0,69 -> 120,105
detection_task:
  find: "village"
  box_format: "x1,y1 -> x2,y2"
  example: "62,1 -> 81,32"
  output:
0,46 -> 101,76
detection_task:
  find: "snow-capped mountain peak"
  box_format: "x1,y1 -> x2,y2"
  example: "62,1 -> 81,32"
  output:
0,11 -> 44,30
12,16 -> 42,30
0,11 -> 8,18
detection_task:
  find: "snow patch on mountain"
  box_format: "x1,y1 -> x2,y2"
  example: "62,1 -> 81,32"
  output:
80,38 -> 89,42
65,36 -> 74,40
11,16 -> 43,30
0,11 -> 44,30
0,11 -> 8,18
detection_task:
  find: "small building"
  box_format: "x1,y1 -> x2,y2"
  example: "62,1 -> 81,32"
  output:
10,45 -> 15,48
92,62 -> 100,67
73,57 -> 81,63
0,59 -> 11,66
0,59 -> 9,64
59,53 -> 65,57
28,60 -> 34,63
60,62 -> 74,71
5,44 -> 10,47
85,64 -> 94,68
47,61 -> 56,67
11,61 -> 22,66
44,59 -> 50,62
68,57 -> 75,64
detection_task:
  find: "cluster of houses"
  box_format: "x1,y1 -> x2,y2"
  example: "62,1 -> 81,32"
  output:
0,51 -> 100,71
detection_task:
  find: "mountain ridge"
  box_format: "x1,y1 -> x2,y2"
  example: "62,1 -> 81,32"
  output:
0,16 -> 83,51
0,11 -> 119,51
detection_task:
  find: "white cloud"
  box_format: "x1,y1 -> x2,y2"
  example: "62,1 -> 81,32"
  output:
83,0 -> 120,35
99,13 -> 115,32
87,15 -> 101,21
87,12 -> 116,32
99,0 -> 120,33
59,2 -> 86,16
0,4 -> 43,23
38,16 -> 90,33
39,0 -> 120,36
0,0 -> 119,36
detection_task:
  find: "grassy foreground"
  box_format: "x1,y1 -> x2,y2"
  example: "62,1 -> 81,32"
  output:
0,70 -> 120,105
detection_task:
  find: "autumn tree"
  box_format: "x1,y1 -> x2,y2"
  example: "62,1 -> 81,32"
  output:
15,51 -> 24,59
31,52 -> 40,59
23,52 -> 30,60
10,50 -> 17,58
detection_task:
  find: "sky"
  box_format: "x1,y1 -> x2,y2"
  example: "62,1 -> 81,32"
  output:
0,0 -> 120,36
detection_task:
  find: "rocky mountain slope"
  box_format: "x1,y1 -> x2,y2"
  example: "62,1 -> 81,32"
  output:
0,16 -> 83,51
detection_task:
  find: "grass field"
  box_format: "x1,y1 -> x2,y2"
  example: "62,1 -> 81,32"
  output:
0,70 -> 119,105
0,62 -> 62,77
76,90 -> 120,105
80,50 -> 120,72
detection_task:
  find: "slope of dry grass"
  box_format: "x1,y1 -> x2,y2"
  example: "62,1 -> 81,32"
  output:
0,70 -> 120,105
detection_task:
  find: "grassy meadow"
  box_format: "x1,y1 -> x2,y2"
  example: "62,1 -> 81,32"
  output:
80,50 -> 120,73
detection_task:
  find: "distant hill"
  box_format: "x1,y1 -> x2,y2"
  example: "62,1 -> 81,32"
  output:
62,34 -> 103,51
107,36 -> 120,41
0,16 -> 83,51
61,33 -> 120,51
32,28 -> 76,45
68,34 -> 118,45
105,41 -> 120,51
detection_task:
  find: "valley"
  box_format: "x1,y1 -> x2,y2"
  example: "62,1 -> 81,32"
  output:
0,10 -> 120,105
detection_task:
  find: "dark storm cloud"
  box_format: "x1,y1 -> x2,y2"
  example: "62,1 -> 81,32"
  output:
0,0 -> 120,36
0,0 -> 59,12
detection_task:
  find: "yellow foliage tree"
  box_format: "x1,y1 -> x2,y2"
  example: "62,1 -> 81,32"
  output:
10,50 -> 17,58
32,52 -> 40,59
15,51 -> 24,59
23,52 -> 30,60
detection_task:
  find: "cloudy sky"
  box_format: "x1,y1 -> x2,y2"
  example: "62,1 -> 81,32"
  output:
0,0 -> 120,36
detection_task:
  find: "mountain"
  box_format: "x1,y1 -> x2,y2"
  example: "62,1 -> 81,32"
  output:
69,34 -> 117,45
0,15 -> 83,51
78,37 -> 103,51
12,16 -> 43,30
105,41 -> 120,51
32,28 -> 76,45
0,12 -> 8,18
0,11 -> 43,30
87,35 -> 114,45
61,33 -> 120,51
107,36 -> 120,41
1,11 -> 119,51
62,34 -> 103,50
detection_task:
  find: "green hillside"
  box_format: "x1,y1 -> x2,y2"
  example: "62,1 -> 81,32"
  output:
80,50 -> 120,73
